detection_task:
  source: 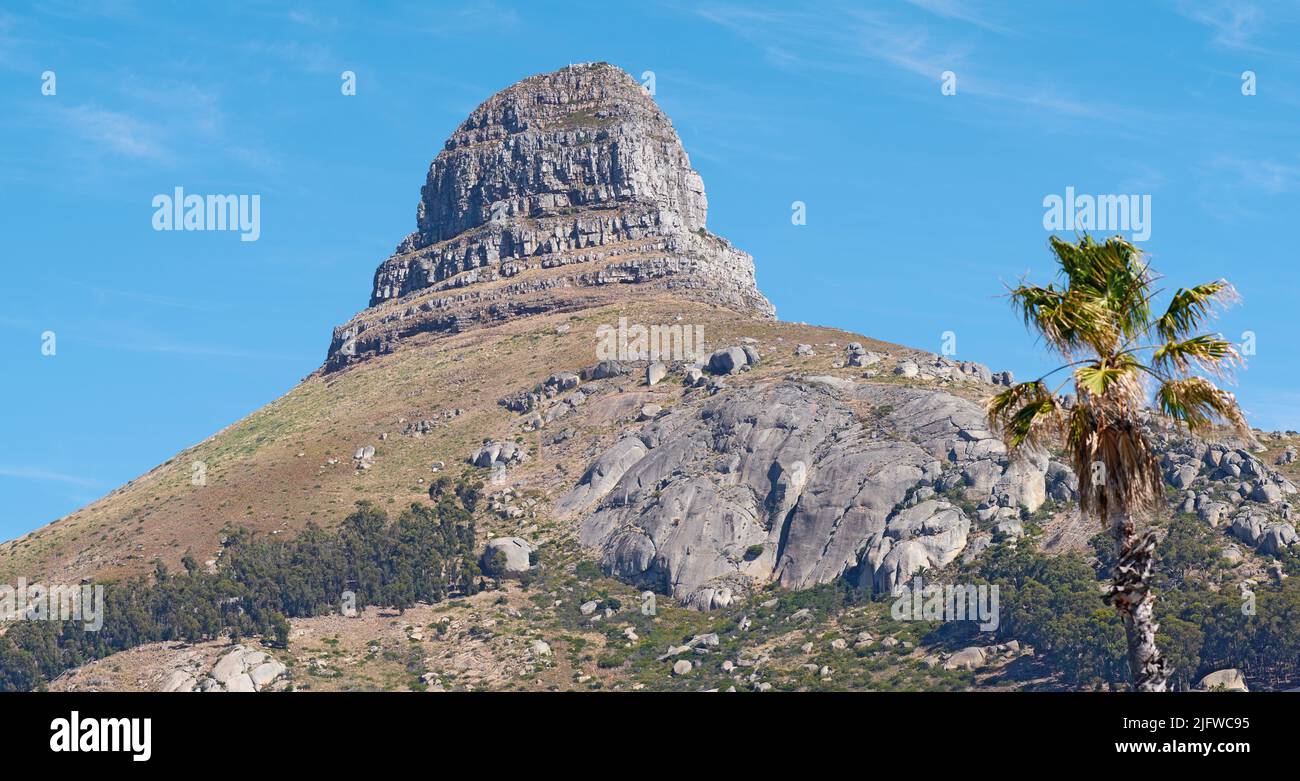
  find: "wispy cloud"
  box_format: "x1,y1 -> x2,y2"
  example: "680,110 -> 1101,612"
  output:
904,0 -> 1013,35
1206,155 -> 1300,194
0,467 -> 107,489
692,3 -> 1150,125
695,5 -> 964,78
1193,154 -> 1300,222
1176,0 -> 1261,49
48,103 -> 170,160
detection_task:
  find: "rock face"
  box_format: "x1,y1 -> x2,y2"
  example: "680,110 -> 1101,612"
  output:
161,645 -> 289,693
558,378 -> 1047,608
324,63 -> 773,372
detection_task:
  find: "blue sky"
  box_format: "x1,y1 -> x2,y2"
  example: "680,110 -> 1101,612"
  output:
2,0 -> 1298,540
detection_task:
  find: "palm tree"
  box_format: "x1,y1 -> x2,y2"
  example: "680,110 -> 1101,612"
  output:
988,234 -> 1248,692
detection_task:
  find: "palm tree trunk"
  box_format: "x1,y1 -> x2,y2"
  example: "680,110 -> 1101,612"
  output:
1106,514 -> 1170,692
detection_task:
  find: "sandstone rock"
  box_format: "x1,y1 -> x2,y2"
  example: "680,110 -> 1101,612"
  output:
530,640 -> 552,657
324,63 -> 773,373
646,362 -> 667,386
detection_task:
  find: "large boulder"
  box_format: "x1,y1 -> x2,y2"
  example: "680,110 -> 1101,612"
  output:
943,646 -> 987,671
1251,482 -> 1283,504
482,537 -> 535,574
706,346 -> 753,375
1196,668 -> 1248,692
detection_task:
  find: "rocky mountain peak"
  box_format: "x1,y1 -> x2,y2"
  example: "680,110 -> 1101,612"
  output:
409,62 -> 707,248
324,63 -> 773,372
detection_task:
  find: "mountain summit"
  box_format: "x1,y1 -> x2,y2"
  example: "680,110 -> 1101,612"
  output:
324,63 -> 774,373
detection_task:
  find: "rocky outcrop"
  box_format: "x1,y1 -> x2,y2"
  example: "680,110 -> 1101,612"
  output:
1154,431 -> 1298,556
161,645 -> 288,693
323,63 -> 773,373
558,377 -> 1048,608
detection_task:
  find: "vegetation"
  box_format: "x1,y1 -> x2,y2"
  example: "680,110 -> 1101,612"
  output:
988,234 -> 1246,691
959,516 -> 1300,691
0,491 -> 481,692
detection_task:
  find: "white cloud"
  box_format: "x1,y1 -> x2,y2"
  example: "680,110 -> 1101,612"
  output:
56,103 -> 171,159
0,467 -> 106,489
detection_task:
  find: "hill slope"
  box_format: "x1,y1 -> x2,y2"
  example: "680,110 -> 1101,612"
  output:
5,63 -> 1299,693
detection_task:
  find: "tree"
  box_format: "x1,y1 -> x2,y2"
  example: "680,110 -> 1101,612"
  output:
988,234 -> 1247,691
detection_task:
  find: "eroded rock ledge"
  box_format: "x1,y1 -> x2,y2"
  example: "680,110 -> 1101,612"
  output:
323,62 -> 773,373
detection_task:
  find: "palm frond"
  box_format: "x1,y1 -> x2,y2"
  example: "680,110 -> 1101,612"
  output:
1155,281 -> 1238,342
1155,377 -> 1249,435
1094,237 -> 1153,339
986,381 -> 1060,451
1009,283 -> 1112,355
1151,334 -> 1241,377
1074,354 -> 1142,399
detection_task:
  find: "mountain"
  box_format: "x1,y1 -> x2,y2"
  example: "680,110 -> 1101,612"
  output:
5,63 -> 1299,693
323,61 -> 773,374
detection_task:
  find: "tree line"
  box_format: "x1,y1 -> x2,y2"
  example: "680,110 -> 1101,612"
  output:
967,514 -> 1300,690
0,482 -> 482,692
